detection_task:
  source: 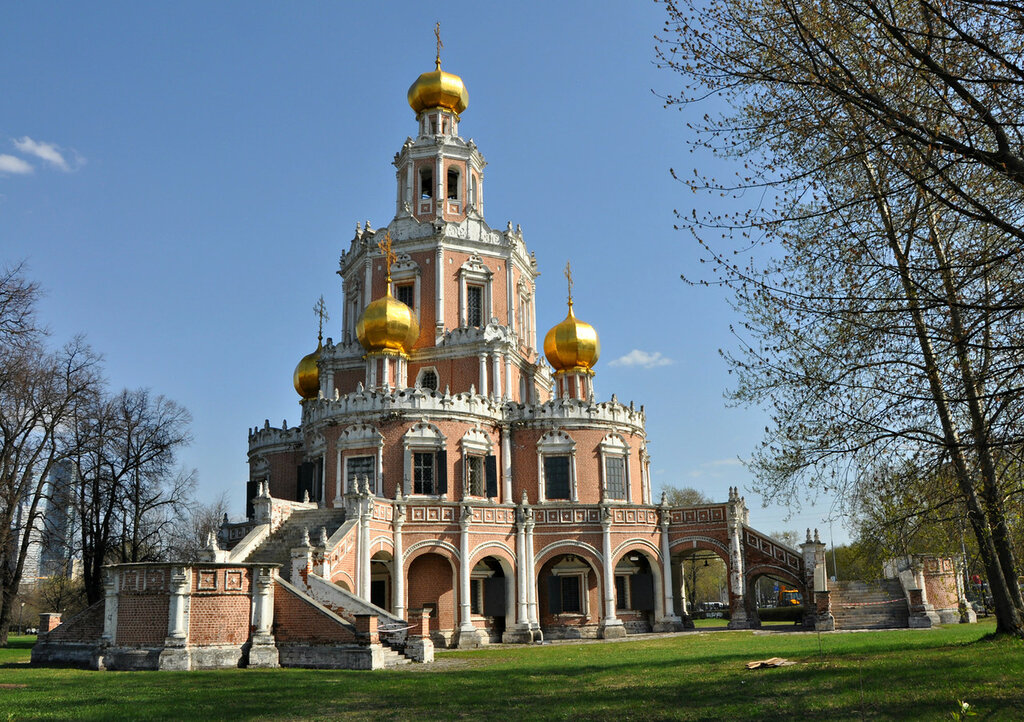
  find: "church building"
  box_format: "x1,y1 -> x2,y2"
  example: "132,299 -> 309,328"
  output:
239,49 -> 804,648
33,45 -> 833,672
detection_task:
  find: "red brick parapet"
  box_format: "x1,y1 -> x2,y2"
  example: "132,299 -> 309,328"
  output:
39,613 -> 63,634
354,614 -> 379,646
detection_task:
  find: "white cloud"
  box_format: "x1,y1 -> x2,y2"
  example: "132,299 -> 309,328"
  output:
609,349 -> 674,368
0,154 -> 33,174
13,136 -> 72,171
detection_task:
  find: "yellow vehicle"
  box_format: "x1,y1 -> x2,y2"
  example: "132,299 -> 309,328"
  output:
778,586 -> 802,606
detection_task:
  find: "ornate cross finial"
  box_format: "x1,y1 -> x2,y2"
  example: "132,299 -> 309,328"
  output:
313,294 -> 329,344
564,261 -> 574,307
377,231 -> 396,289
434,22 -> 443,70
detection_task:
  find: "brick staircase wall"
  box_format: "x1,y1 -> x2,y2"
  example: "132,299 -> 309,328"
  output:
830,580 -> 909,629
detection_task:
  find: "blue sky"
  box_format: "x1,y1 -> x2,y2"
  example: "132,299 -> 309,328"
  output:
0,2 -> 848,544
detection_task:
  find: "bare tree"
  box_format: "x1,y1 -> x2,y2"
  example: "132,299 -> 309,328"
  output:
70,389 -> 194,603
658,0 -> 1024,635
165,493 -> 231,562
0,266 -> 101,644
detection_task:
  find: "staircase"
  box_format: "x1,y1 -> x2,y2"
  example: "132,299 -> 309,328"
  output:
245,508 -> 348,581
830,580 -> 909,629
380,646 -> 411,668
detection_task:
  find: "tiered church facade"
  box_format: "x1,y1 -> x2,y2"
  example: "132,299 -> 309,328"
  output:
239,55 -> 808,648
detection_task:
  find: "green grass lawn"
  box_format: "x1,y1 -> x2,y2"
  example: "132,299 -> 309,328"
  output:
1,620 -> 1021,721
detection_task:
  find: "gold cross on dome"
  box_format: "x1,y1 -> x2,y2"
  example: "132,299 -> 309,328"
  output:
435,22 -> 444,70
313,294 -> 329,343
565,261 -> 574,307
378,231 -> 396,286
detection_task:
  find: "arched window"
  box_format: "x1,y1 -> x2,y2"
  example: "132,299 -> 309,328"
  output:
447,168 -> 460,201
420,167 -> 433,199
417,368 -> 438,391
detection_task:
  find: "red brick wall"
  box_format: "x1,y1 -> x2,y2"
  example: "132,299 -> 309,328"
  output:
273,581 -> 356,643
188,567 -> 253,646
262,449 -> 303,499
116,595 -> 170,645
407,553 -> 456,632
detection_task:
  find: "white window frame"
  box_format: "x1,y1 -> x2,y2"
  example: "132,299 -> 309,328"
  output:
550,560 -> 590,616
600,433 -> 631,503
461,427 -> 493,499
335,424 -> 384,498
458,256 -> 493,328
415,366 -> 440,391
402,422 -> 447,498
537,430 -> 577,502
389,253 -> 421,323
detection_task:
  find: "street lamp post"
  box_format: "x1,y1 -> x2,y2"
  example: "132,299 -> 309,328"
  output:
19,602 -> 25,636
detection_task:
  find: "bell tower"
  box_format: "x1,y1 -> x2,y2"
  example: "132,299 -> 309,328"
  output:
394,25 -> 485,224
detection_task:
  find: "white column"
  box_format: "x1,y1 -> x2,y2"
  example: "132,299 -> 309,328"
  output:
435,153 -> 443,219
601,519 -> 617,623
504,354 -> 513,401
492,354 -> 502,400
335,449 -> 343,504
457,507 -> 477,642
101,569 -> 119,644
393,507 -> 405,619
727,491 -> 748,627
252,566 -> 275,638
166,566 -> 190,641
364,255 -> 373,307
359,496 -> 371,600
506,261 -> 515,333
501,426 -> 513,503
376,444 -> 384,497
525,517 -> 538,626
368,357 -> 377,389
515,516 -> 529,625
659,517 -> 681,625
478,352 -> 488,396
435,247 -> 444,342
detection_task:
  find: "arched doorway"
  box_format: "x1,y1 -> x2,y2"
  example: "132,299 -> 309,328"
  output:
406,551 -> 457,646
537,552 -> 601,639
468,556 -> 514,642
370,550 -> 392,612
745,567 -> 807,629
671,545 -> 730,627
613,551 -> 658,633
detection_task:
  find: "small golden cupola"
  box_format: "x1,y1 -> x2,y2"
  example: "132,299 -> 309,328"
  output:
544,263 -> 600,400
356,233 -> 419,389
407,24 -> 469,117
293,296 -> 329,400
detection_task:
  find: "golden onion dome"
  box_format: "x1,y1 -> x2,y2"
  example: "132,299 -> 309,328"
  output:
293,342 -> 321,400
544,303 -> 600,373
408,60 -> 469,116
356,291 -> 419,355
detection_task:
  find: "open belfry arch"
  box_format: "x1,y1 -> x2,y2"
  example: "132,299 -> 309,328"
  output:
37,30 -> 899,672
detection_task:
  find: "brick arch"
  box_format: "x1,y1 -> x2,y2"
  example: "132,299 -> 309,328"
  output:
534,539 -> 603,571
745,564 -> 804,592
469,541 -> 516,570
612,539 -> 666,621
406,549 -> 458,635
611,538 -> 662,566
669,536 -> 730,561
330,570 -> 355,590
402,539 -> 460,569
369,535 -> 395,556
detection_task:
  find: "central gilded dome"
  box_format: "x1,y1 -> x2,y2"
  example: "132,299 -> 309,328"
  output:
356,291 -> 419,355
544,304 -> 600,373
408,60 -> 469,116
